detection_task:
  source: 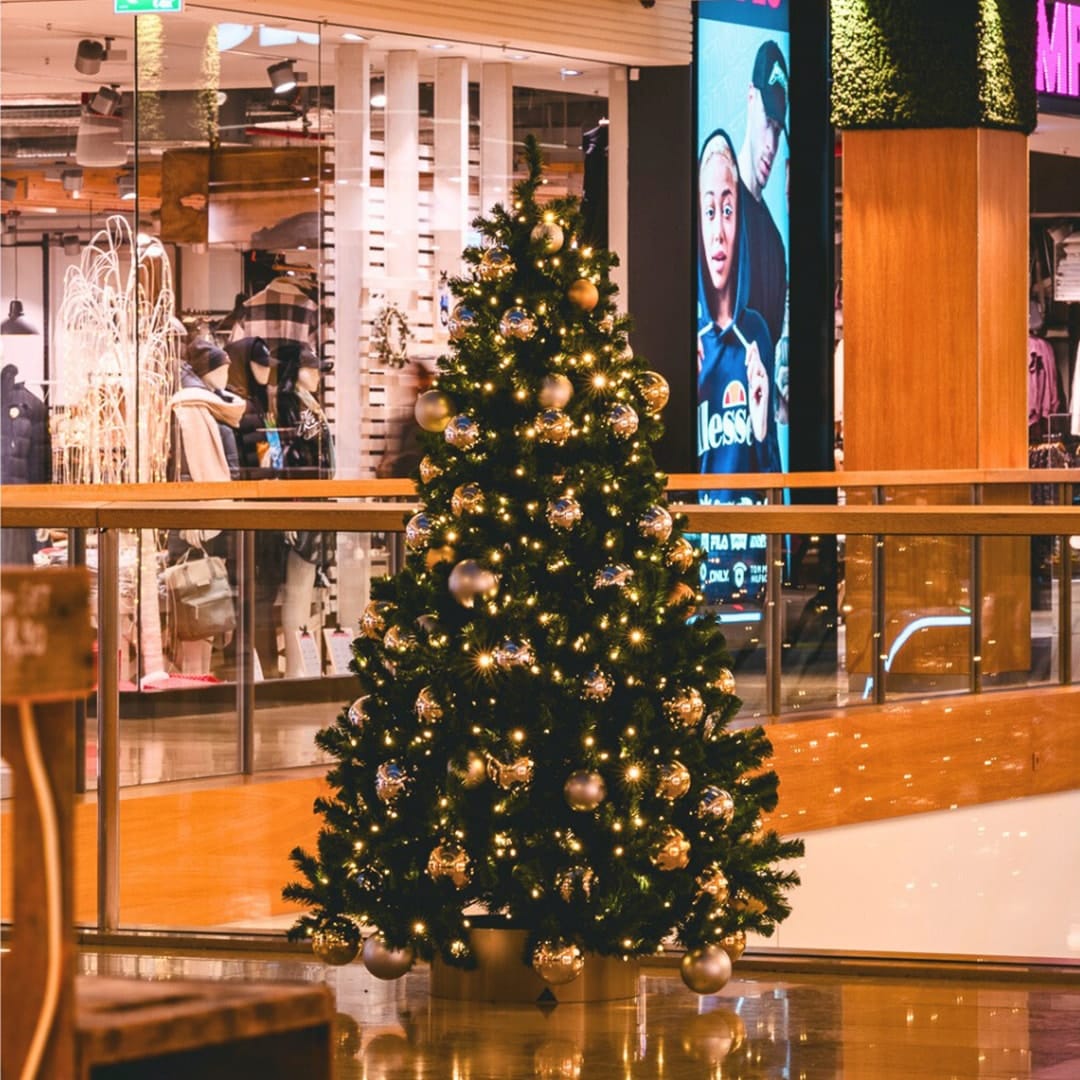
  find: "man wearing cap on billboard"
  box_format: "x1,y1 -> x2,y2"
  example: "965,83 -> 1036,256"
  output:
737,39 -> 788,347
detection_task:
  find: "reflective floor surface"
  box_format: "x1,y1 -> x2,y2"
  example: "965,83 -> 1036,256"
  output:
80,951 -> 1080,1079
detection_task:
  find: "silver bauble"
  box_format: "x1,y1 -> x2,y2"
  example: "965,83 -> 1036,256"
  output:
667,537 -> 697,572
656,761 -> 692,800
581,666 -> 613,701
415,390 -> 454,432
494,638 -> 535,669
680,945 -> 733,995
652,826 -> 691,871
530,221 -> 564,253
695,865 -> 730,904
532,940 -> 585,986
477,245 -> 515,281
427,843 -> 471,888
664,687 -> 705,727
499,306 -> 537,340
638,370 -> 671,414
489,755 -> 533,789
538,373 -> 574,409
375,760 -> 408,803
607,403 -> 639,439
594,564 -> 634,589
448,302 -> 479,340
312,924 -> 360,966
564,770 -> 607,812
405,512 -> 433,551
448,750 -> 488,789
346,696 -> 370,727
451,481 -> 485,516
697,785 -> 735,823
546,496 -> 582,530
445,414 -> 481,451
414,686 -> 444,723
638,505 -> 673,542
535,408 -> 573,445
362,934 -> 415,980
448,559 -> 500,607
360,600 -> 394,639
555,865 -> 597,902
383,625 -> 416,652
418,455 -> 443,484
713,668 -> 737,695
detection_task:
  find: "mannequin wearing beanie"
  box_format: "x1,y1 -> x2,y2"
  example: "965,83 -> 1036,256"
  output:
276,343 -> 335,678
169,338 -> 245,674
225,336 -> 288,674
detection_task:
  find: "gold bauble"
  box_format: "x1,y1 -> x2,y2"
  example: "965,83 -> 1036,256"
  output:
427,843 -> 471,888
538,373 -> 574,409
383,624 -> 416,652
638,371 -> 671,414
448,302 -> 479,340
418,455 -> 443,484
668,582 -> 697,608
563,770 -> 607,812
425,544 -> 456,570
535,408 -> 573,445
546,496 -> 582,530
362,934 -> 415,980
375,760 -> 408,803
719,930 -> 746,962
567,278 -> 599,312
607,403 -> 639,439
680,1009 -> 745,1062
664,687 -> 705,727
346,695 -> 369,727
679,945 -> 733,995
414,686 -> 443,723
444,414 -> 481,450
531,940 -> 585,986
667,537 -> 697,572
415,389 -> 454,432
697,785 -> 735,823
732,893 -> 768,916
312,924 -> 360,966
405,512 -> 433,551
531,221 -> 564,253
695,865 -> 730,904
593,564 -> 634,589
360,600 -> 394,639
653,826 -> 691,871
499,306 -> 537,340
478,245 -> 515,281
581,666 -> 613,701
638,505 -> 673,542
656,761 -> 692,800
713,668 -> 737,695
494,638 -> 535,669
555,865 -> 597,902
448,559 -> 500,607
489,755 -> 533,789
451,482 -> 485,516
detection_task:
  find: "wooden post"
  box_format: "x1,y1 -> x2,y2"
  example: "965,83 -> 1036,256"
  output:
1,567 -> 95,1080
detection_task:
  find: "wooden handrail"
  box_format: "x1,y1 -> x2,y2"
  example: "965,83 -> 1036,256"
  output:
3,499 -> 1078,535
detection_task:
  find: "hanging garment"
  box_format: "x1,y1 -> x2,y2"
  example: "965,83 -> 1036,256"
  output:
1027,336 -> 1062,427
231,278 -> 318,357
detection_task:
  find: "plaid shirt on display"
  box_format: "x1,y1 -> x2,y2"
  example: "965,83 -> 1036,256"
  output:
233,278 -> 318,358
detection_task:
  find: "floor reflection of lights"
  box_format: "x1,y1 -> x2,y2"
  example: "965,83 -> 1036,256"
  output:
78,951 -> 1080,1079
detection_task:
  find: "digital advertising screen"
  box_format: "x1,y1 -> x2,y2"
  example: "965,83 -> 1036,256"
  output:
694,0 -> 790,610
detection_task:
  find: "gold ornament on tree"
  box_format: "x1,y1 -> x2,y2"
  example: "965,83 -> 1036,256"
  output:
666,537 -> 697,572
414,686 -> 443,722
664,687 -> 705,727
489,755 -> 534,789
695,865 -> 730,904
346,696 -> 369,727
546,496 -> 583,530
415,390 -> 454,432
419,455 -> 443,483
445,414 -> 482,451
427,843 -> 471,888
532,940 -> 585,985
567,278 -> 599,312
312,923 -> 360,966
451,482 -> 485,516
494,638 -> 535,669
499,306 -> 537,340
680,944 -> 733,995
563,770 -> 607,812
478,245 -> 515,281
375,761 -> 408,803
713,668 -> 737,695
555,865 -> 597,901
638,505 -> 673,542
383,625 -> 416,652
448,560 -> 500,607
668,582 -> 697,608
362,934 -> 415,980
656,761 -> 692,800
594,564 -> 634,589
538,373 -> 574,409
360,600 -> 394,639
535,408 -> 573,445
607,403 -> 639,439
581,666 -> 613,701
531,220 -> 564,252
448,302 -> 479,340
697,786 -> 736,823
653,826 -> 691,871
719,930 -> 747,962
637,371 -> 671,414
405,512 -> 433,551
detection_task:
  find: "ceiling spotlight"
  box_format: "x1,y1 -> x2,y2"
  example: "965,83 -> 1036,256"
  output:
428,42 -> 453,50
61,168 -> 84,193
560,67 -> 583,77
1,213 -> 39,336
268,59 -> 298,95
75,39 -> 106,75
89,85 -> 122,117
62,234 -> 82,255
342,32 -> 366,42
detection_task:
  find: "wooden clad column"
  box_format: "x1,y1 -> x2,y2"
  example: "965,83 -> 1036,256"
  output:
385,50 -> 420,312
480,62 -> 513,214
433,56 -> 469,344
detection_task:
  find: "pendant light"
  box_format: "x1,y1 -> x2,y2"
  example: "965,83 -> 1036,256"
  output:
1,212 -> 39,336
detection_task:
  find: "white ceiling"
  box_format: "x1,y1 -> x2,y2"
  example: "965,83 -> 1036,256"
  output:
1031,110 -> 1080,157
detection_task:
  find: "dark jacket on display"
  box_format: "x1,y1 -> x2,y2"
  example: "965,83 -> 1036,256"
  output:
224,337 -> 275,475
1,363 -> 51,565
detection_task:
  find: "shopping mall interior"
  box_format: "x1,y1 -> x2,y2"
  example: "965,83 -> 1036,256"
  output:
1,0 -> 1079,1076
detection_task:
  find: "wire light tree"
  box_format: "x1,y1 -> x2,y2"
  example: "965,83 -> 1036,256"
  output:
286,138 -> 802,995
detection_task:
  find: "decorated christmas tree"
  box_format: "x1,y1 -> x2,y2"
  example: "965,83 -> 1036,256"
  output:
285,137 -> 802,994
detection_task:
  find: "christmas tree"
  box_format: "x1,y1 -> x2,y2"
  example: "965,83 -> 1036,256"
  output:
285,137 -> 802,994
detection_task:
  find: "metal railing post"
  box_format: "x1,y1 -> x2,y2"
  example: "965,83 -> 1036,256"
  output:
237,530 -> 256,774
96,527 -> 121,932
765,489 -> 783,718
970,485 -> 983,694
1061,530 -> 1073,687
871,487 -> 886,705
70,527 -> 88,794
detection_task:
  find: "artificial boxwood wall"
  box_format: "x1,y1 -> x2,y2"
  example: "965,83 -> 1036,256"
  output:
831,0 -> 1037,133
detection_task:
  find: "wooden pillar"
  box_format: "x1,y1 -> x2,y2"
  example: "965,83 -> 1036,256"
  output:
480,62 -> 513,214
385,50 -> 420,311
433,56 -> 468,344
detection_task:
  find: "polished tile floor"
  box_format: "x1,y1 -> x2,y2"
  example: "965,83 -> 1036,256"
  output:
80,951 -> 1080,1079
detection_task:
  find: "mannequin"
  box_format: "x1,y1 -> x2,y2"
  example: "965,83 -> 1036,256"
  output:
276,343 -> 334,678
169,339 -> 244,674
1,363 -> 51,564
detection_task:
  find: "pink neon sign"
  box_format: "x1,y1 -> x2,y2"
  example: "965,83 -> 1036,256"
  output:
1038,1 -> 1080,98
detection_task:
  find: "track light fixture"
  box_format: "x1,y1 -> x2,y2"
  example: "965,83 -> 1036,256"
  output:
61,168 -> 84,194
1,212 -> 39,335
74,36 -> 126,76
267,59 -> 306,95
89,85 -> 122,117
117,173 -> 136,200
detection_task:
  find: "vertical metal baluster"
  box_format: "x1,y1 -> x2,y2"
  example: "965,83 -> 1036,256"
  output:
765,489 -> 782,718
237,530 -> 256,775
872,486 -> 886,705
96,527 -> 120,932
970,485 -> 982,693
71,527 -> 88,794
1061,523 -> 1073,688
